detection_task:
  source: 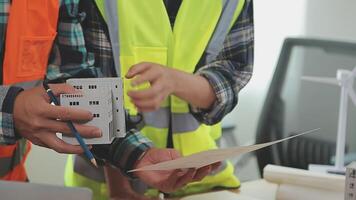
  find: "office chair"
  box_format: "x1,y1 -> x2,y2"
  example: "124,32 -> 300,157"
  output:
255,38 -> 356,175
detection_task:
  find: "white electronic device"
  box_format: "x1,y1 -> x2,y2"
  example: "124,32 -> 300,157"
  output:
302,67 -> 356,173
60,78 -> 126,145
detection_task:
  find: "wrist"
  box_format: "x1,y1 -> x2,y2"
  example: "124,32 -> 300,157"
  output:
170,68 -> 193,96
9,87 -> 24,114
168,68 -> 180,95
132,148 -> 151,177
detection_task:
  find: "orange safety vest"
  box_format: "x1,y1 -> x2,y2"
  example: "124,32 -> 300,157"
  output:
0,140 -> 31,181
1,0 -> 59,181
3,0 -> 59,84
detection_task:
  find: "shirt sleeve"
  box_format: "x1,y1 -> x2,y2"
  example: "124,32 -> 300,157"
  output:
92,129 -> 153,177
191,0 -> 254,125
0,86 -> 24,145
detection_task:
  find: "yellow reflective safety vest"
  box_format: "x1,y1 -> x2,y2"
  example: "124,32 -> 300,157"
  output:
65,0 -> 245,198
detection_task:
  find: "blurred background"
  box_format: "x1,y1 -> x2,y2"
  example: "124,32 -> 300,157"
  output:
26,0 -> 356,185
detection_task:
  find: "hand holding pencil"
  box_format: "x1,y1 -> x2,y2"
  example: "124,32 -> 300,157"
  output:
42,81 -> 98,167
13,82 -> 101,163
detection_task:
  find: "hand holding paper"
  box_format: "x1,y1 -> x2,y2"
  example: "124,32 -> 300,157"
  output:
130,128 -> 320,172
133,148 -> 220,193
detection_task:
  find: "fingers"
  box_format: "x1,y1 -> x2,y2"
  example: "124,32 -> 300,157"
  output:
168,149 -> 181,160
48,83 -> 79,96
126,63 -> 173,113
211,162 -> 221,171
172,164 -> 216,191
190,163 -> 220,182
169,164 -> 218,192
170,165 -> 214,191
128,84 -> 167,112
173,168 -> 196,190
159,168 -> 196,193
131,68 -> 159,86
126,62 -> 151,78
40,133 -> 84,154
44,104 -> 93,122
128,83 -> 163,100
193,165 -> 212,182
44,120 -> 102,138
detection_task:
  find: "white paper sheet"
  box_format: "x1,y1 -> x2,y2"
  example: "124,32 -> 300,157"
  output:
130,128 -> 320,172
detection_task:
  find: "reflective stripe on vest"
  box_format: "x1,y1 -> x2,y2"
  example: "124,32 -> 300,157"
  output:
3,0 -> 59,85
68,0 -> 245,197
142,108 -> 200,133
206,0 -> 242,63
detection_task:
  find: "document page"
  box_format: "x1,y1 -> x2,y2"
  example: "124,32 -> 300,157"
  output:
130,128 -> 320,172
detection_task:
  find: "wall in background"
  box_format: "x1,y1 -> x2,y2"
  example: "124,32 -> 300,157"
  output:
305,0 -> 356,41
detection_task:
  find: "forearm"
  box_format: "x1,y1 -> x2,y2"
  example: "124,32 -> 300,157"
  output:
172,69 -> 216,109
190,0 -> 254,125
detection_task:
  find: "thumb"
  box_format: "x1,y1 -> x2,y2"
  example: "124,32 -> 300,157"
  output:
167,148 -> 181,160
126,62 -> 150,79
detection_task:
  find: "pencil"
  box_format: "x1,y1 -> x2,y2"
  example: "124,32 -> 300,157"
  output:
43,81 -> 98,168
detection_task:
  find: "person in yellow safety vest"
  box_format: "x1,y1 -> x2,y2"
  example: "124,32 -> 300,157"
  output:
0,0 -> 218,195
61,0 -> 254,199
